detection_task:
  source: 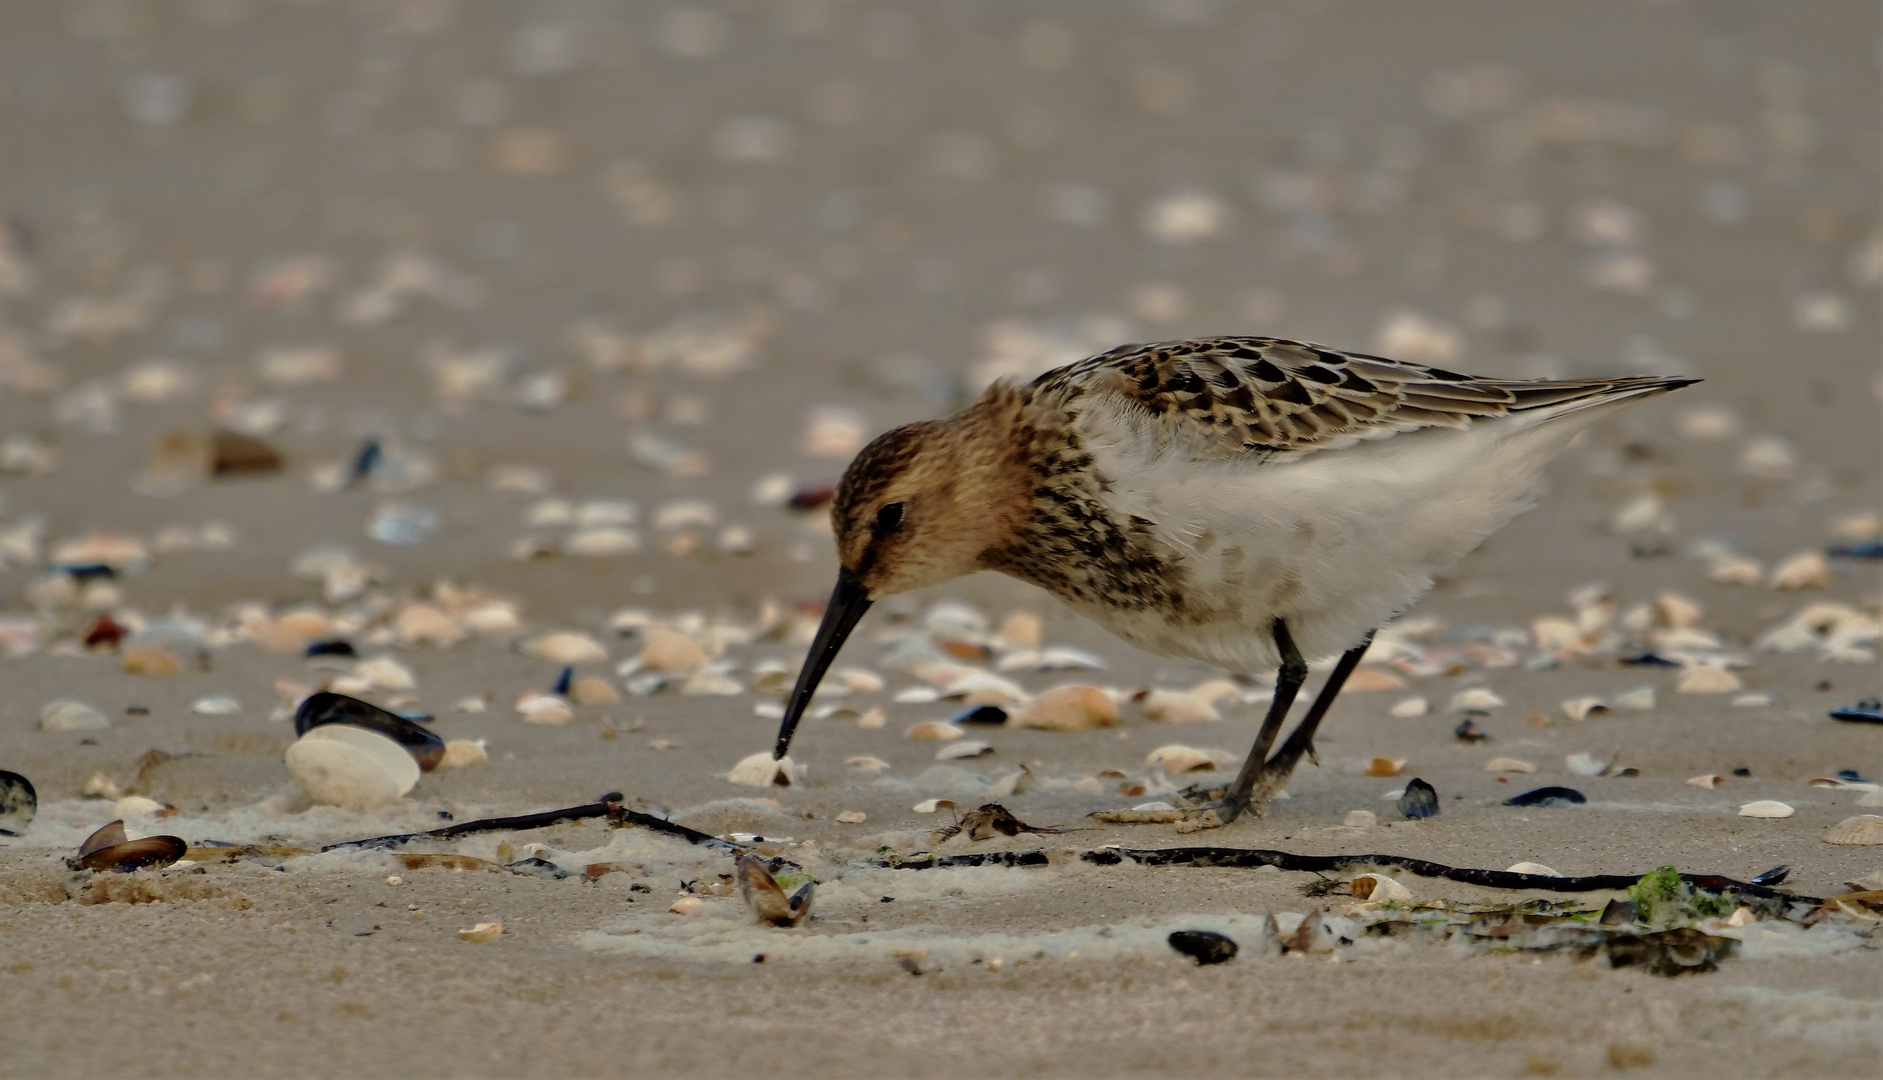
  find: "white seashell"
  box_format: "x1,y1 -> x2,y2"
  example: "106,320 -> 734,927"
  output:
1145,744 -> 1227,775
1821,815 -> 1883,846
727,752 -> 797,787
1350,873 -> 1413,902
570,677 -> 621,705
894,686 -> 940,704
1612,686 -> 1656,710
441,739 -> 489,768
856,707 -> 886,729
353,655 -> 417,692
1484,757 -> 1536,773
113,795 -> 166,817
458,921 -> 503,943
1560,696 -> 1608,721
637,626 -> 709,673
39,699 -> 111,732
905,721 -> 963,741
1140,689 -> 1220,723
1565,753 -> 1609,778
515,693 -> 574,725
1685,774 -> 1723,789
460,602 -> 521,637
1032,645 -> 1107,670
668,897 -> 705,915
1389,696 -> 1428,718
529,632 -> 607,665
82,772 -> 123,799
1450,687 -> 1505,712
1675,666 -> 1741,693
1768,551 -> 1830,590
1732,692 -> 1774,708
679,671 -> 743,696
190,694 -> 241,715
844,755 -> 890,774
288,727 -> 418,810
1343,810 -> 1377,828
394,604 -> 462,647
1736,800 -> 1795,819
838,668 -> 885,695
936,740 -> 992,761
941,670 -> 1030,706
565,527 -> 640,557
1007,685 -> 1118,731
1504,862 -> 1562,877
1738,435 -> 1797,479
1188,679 -> 1243,708
911,798 -> 955,814
454,696 -> 488,714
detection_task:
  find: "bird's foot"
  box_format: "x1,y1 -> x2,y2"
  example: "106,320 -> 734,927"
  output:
1171,784 -> 1262,827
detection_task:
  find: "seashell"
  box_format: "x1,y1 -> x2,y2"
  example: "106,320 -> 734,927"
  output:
1769,550 -> 1830,590
1346,666 -> 1407,692
1707,555 -> 1764,586
1167,930 -> 1238,965
1389,697 -> 1428,718
1847,869 -> 1883,891
461,602 -> 522,637
936,740 -> 992,760
516,694 -> 574,725
39,698 -> 110,733
190,694 -> 241,715
1504,786 -> 1586,807
912,798 -> 955,814
894,686 -> 941,704
856,707 -> 887,728
454,696 -> 489,714
295,692 -> 446,771
835,810 -> 867,824
727,752 -> 797,787
1145,744 -> 1225,775
844,756 -> 890,774
1351,873 -> 1413,902
1806,776 -> 1879,791
1343,810 -> 1376,828
1736,800 -> 1795,818
1676,666 -> 1741,693
737,854 -> 814,927
1565,752 -> 1609,777
995,611 -> 1042,650
988,766 -> 1034,798
353,655 -> 417,692
905,721 -> 963,741
1821,815 -> 1883,846
440,739 -> 489,768
680,671 -> 742,696
952,705 -> 1009,725
394,603 -> 462,648
1505,862 -> 1562,876
942,670 -> 1029,706
1396,778 -> 1439,819
566,526 -> 640,557
570,677 -> 620,705
1561,697 -> 1609,721
0,770 -> 37,836
1686,774 -> 1723,788
1450,687 -> 1505,712
838,668 -> 885,695
289,725 -> 421,809
529,632 -> 607,665
122,645 -> 182,676
637,626 -> 709,673
458,922 -> 503,943
1613,686 -> 1656,710
1032,645 -> 1106,670
1140,689 -> 1221,723
113,796 -> 167,818
73,820 -> 186,873
1365,757 -> 1407,778
1007,685 -> 1118,731
1188,679 -> 1242,708
667,896 -> 705,916
1484,757 -> 1536,773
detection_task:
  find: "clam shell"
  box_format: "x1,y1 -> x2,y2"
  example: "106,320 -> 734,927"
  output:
905,721 -> 963,741
457,921 -> 503,943
1140,689 -> 1220,723
935,739 -> 992,760
1351,873 -> 1413,902
39,699 -> 111,732
1389,697 -> 1429,718
1450,688 -> 1505,712
736,854 -> 813,927
1007,685 -> 1118,731
294,692 -> 445,771
726,752 -> 796,787
1346,666 -> 1406,692
1736,800 -> 1795,818
1821,815 -> 1883,846
1675,666 -> 1742,693
1505,862 -> 1563,876
529,632 -> 608,665
1343,810 -> 1377,828
1145,744 -> 1225,775
637,626 -> 708,673
287,726 -> 420,810
74,820 -> 185,873
570,677 -> 620,705
1686,774 -> 1724,788
1484,757 -> 1537,773
0,770 -> 38,836
844,755 -> 890,774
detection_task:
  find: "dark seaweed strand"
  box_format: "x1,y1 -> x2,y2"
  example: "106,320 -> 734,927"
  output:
322,795 -> 741,855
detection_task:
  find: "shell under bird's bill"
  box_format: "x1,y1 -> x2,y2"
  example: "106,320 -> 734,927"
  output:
773,336 -> 1696,823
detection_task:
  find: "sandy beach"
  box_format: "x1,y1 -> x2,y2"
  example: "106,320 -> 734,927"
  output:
0,2 -> 1878,1076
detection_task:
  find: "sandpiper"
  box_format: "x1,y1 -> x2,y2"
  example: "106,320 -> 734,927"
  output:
772,336 -> 1695,823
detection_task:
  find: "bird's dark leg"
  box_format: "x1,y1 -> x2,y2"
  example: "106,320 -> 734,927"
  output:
1235,630 -> 1376,813
1183,618 -> 1306,822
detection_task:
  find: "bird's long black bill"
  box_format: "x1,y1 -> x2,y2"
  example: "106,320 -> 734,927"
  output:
772,567 -> 873,759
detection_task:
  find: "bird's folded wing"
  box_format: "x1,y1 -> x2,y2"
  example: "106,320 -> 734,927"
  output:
1030,336 -> 1668,460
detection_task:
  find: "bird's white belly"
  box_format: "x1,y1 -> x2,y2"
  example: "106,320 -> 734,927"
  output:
1084,417 -> 1587,672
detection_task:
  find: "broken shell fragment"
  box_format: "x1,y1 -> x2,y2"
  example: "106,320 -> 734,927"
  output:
727,753 -> 796,787
1769,550 -> 1831,589
1561,697 -> 1609,721
1365,757 -> 1407,778
844,755 -> 890,774
1686,774 -> 1724,789
935,740 -> 993,760
912,798 -> 956,814
73,819 -> 186,873
39,698 -> 110,733
458,921 -> 504,943
736,854 -> 814,927
1505,863 -> 1563,876
1396,778 -> 1439,819
294,692 -> 446,771
569,677 -> 621,705
286,726 -> 420,811
835,810 -> 867,824
905,721 -> 963,741
1389,697 -> 1429,718
1676,666 -> 1742,694
1351,874 -> 1413,902
0,770 -> 37,836
122,645 -> 183,675
667,896 -> 705,915
1822,815 -> 1883,846
1007,685 -> 1117,731
1484,757 -> 1537,773
1737,800 -> 1795,818
1166,930 -> 1238,965
440,739 -> 489,768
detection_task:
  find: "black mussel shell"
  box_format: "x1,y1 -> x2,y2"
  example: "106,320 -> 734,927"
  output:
1396,778 -> 1440,819
294,691 -> 446,771
1504,786 -> 1587,808
0,770 -> 38,836
1168,930 -> 1238,965
304,638 -> 358,658
1452,718 -> 1489,743
73,819 -> 187,873
1749,865 -> 1789,887
1830,699 -> 1883,725
952,705 -> 1009,725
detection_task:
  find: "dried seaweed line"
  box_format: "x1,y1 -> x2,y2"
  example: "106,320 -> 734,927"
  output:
323,793 -> 741,856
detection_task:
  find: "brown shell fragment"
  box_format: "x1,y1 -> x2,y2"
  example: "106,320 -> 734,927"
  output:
736,854 -> 813,928
73,819 -> 186,873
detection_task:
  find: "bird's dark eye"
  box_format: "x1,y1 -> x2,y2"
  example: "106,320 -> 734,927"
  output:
873,502 -> 905,536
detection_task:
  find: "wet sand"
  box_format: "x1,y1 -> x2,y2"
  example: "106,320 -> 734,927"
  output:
0,2 -> 1878,1077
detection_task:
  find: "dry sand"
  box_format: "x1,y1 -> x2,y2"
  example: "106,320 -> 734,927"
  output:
0,2 -> 1878,1077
